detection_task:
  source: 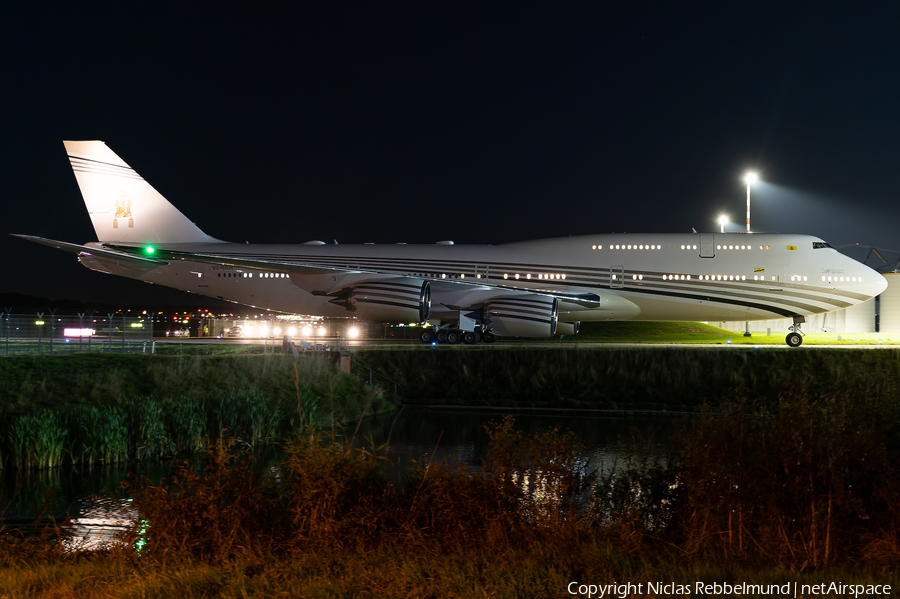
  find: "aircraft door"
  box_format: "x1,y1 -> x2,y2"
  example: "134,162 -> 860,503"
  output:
610,265 -> 624,289
700,235 -> 715,258
193,265 -> 210,289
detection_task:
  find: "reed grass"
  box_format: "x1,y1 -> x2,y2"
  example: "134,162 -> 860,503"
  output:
5,410 -> 67,469
0,353 -> 379,413
0,354 -> 390,469
164,395 -> 205,455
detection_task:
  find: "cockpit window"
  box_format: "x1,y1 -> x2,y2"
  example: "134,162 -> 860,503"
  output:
812,242 -> 833,249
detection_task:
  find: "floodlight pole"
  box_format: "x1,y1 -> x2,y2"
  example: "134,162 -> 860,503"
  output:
743,171 -> 758,233
746,182 -> 751,233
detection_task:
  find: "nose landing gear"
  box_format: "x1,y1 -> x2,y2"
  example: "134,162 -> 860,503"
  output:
785,315 -> 806,347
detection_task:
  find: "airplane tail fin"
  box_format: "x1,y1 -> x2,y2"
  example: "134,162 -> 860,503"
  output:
64,140 -> 218,244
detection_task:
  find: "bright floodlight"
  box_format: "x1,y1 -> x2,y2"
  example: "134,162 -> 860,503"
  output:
744,171 -> 759,185
718,214 -> 728,233
348,327 -> 360,338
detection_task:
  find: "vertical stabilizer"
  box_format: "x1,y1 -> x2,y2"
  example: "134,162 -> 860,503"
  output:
64,140 -> 218,244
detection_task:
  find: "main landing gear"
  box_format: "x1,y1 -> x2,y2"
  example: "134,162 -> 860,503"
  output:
785,315 -> 805,347
419,326 -> 498,345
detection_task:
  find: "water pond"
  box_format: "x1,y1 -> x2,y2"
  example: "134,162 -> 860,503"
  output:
0,408 -> 684,549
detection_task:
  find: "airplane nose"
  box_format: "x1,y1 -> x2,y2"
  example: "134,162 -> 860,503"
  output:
857,264 -> 888,300
872,270 -> 888,297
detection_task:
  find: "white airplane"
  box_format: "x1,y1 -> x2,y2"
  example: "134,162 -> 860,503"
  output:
14,141 -> 888,347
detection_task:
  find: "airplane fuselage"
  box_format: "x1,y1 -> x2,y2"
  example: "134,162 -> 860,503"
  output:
77,232 -> 881,325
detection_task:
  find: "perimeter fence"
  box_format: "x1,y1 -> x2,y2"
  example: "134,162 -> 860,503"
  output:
0,311 -> 154,356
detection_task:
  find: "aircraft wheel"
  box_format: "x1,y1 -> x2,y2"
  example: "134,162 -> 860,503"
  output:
447,330 -> 462,344
420,330 -> 435,344
786,332 -> 803,347
481,332 -> 497,343
436,330 -> 449,344
462,331 -> 478,345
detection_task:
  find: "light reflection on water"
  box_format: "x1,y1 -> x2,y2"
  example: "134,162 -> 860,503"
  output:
359,408 -> 680,483
0,409 -> 683,545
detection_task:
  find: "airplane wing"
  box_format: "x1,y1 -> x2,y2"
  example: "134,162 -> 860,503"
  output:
105,243 -> 608,304
13,236 -> 355,276
12,235 -> 170,268
104,244 -> 364,276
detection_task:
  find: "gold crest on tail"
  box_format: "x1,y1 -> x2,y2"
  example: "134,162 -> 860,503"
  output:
113,195 -> 134,229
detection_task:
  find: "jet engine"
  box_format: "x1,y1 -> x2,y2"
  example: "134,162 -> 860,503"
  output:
485,294 -> 558,337
329,278 -> 431,323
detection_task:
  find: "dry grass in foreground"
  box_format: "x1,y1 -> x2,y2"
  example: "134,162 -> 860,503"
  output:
3,394 -> 900,597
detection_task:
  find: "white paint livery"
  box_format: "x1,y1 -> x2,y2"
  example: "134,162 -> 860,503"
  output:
13,141 -> 889,346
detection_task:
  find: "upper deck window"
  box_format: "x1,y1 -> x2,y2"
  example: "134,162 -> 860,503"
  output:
812,242 -> 833,249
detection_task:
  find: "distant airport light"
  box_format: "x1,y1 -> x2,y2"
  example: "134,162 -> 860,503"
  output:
35,320 -> 45,325
348,327 -> 360,338
301,326 -> 313,336
64,328 -> 93,337
718,214 -> 729,233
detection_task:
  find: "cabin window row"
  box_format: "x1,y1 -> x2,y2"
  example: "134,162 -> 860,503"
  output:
662,274 -> 772,282
216,272 -> 288,278
590,243 -> 775,251
503,273 -> 567,280
591,244 -> 662,250
823,276 -> 862,282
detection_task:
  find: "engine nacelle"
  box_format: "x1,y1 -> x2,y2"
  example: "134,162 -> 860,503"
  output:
555,321 -> 580,336
345,279 -> 431,323
485,294 -> 558,338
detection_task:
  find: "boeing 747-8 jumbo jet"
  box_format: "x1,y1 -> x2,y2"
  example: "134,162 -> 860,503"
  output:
14,141 -> 888,347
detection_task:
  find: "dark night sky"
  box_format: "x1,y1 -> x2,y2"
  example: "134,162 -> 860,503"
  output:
3,2 -> 900,304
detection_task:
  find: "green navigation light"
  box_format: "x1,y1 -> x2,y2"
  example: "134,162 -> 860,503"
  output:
145,246 -> 156,255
